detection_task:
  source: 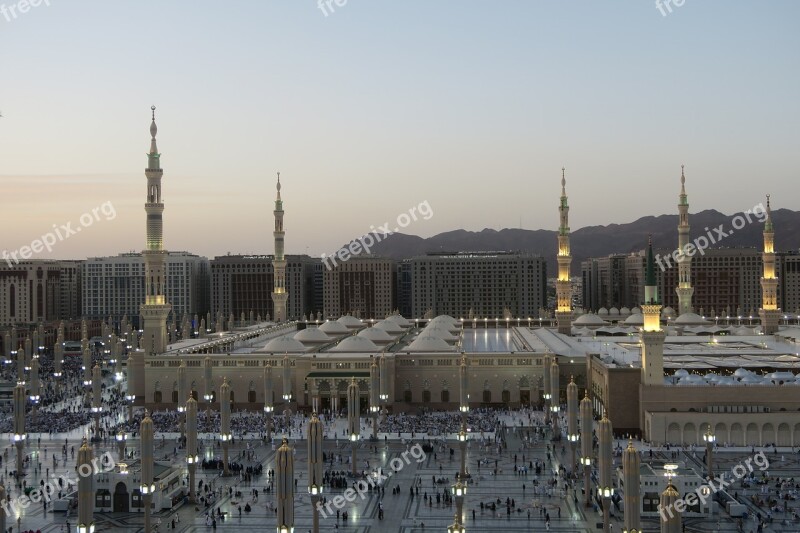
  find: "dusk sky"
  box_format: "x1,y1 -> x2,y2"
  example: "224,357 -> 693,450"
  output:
2,1 -> 798,260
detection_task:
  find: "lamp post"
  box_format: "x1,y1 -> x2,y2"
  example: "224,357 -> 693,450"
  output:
276,437 -> 295,533
598,410 -> 613,533
140,411 -> 155,533
0,483 -> 6,533
82,346 -> 92,401
16,347 -> 24,384
126,392 -> 135,420
13,381 -> 26,486
449,478 -> 466,530
264,363 -> 274,441
29,355 -> 40,419
77,437 -> 95,533
186,395 -> 199,503
347,378 -> 360,476
203,356 -> 213,429
220,378 -> 232,476
282,354 -> 292,419
308,413 -> 323,533
550,358 -> 560,440
116,432 -> 127,462
567,376 -> 579,475
177,359 -> 187,439
703,428 -> 716,480
370,358 -> 379,439
379,353 -> 388,403
660,464 -> 681,533
53,338 -> 63,393
91,363 -> 102,434
580,391 -> 592,508
543,354 -> 551,425
622,440 -> 641,533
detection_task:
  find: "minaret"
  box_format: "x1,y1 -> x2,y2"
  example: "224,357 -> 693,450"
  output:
140,106 -> 172,354
675,165 -> 694,315
622,440 -> 641,532
556,168 -> 573,334
641,237 -> 665,386
760,195 -> 780,334
271,172 -> 288,323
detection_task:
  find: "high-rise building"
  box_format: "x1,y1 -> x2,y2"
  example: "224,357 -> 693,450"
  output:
323,256 -> 396,319
0,260 -> 82,326
409,252 -> 546,319
82,252 -> 209,325
581,255 -> 628,311
140,107 -> 172,355
210,255 -> 317,321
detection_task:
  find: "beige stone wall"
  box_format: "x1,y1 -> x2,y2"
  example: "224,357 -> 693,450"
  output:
646,410 -> 800,447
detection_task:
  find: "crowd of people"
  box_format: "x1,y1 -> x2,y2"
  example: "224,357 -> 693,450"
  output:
379,409 -> 500,435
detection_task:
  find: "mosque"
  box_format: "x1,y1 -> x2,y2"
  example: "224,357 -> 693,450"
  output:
130,109 -> 800,447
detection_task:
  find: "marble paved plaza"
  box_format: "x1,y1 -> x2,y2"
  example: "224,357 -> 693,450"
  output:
4,413 -> 800,532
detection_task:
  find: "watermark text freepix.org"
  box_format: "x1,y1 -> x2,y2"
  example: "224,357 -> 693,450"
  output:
658,450 -> 769,522
321,200 -> 433,271
656,0 -> 686,17
1,0 -> 50,22
316,443 -> 426,518
1,451 -> 116,517
655,202 -> 766,272
3,201 -> 117,268
317,0 -> 347,17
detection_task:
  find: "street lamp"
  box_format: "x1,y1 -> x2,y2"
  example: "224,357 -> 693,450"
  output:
703,429 -> 716,479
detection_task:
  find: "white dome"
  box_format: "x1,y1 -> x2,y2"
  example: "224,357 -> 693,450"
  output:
319,320 -> 350,335
620,307 -> 631,316
674,369 -> 690,378
264,335 -> 306,353
738,374 -> 763,384
374,320 -> 404,334
573,313 -> 608,327
624,313 -> 644,326
421,325 -> 458,341
293,328 -> 331,343
329,335 -> 379,353
406,335 -> 455,352
609,307 -> 620,316
673,313 -> 712,326
337,315 -> 363,328
385,315 -> 413,328
733,368 -> 752,378
358,327 -> 395,343
662,307 -> 677,318
631,307 -> 642,315
428,316 -> 460,332
598,307 -> 609,316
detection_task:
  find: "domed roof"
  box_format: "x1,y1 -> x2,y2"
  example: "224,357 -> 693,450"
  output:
373,320 -> 404,334
263,335 -> 306,353
319,320 -> 350,335
329,335 -> 379,353
598,307 -> 609,316
358,327 -> 395,343
620,307 -> 631,315
293,328 -> 331,343
609,307 -> 620,316
766,371 -> 795,384
733,368 -> 752,378
674,369 -> 690,378
406,335 -> 455,352
631,307 -> 642,315
624,313 -> 644,326
573,313 -> 608,327
421,326 -> 458,341
337,315 -> 363,328
662,307 -> 677,318
428,316 -> 460,332
738,374 -> 764,384
385,315 -> 412,328
673,313 -> 712,326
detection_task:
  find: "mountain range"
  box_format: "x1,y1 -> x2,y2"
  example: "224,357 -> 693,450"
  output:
361,209 -> 800,275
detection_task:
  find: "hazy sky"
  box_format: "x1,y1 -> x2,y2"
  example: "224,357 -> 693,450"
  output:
2,1 -> 798,260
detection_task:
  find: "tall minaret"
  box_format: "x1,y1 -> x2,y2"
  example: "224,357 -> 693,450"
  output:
271,172 -> 288,323
759,195 -> 780,334
641,237 -> 665,387
556,168 -> 573,335
140,106 -> 172,354
675,165 -> 694,316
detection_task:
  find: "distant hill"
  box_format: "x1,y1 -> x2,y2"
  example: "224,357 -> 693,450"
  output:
363,208 -> 800,274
